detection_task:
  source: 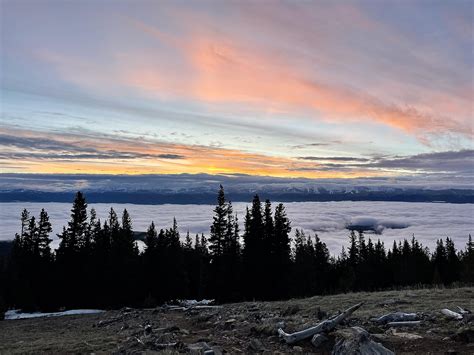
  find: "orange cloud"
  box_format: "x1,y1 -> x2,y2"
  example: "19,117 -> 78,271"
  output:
0,128 -> 387,179
123,20 -> 471,138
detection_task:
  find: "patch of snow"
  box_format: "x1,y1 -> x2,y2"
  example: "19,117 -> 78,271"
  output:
4,309 -> 104,320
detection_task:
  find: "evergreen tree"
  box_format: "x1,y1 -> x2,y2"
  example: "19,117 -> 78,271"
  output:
271,203 -> 292,299
36,209 -> 52,259
432,238 -> 447,284
460,235 -> 474,282
445,237 -> 461,284
209,185 -> 227,258
242,194 -> 264,299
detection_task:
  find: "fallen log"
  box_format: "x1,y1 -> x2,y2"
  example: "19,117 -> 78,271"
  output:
277,302 -> 363,344
386,321 -> 421,327
333,326 -> 394,355
456,306 -> 471,315
373,312 -> 418,324
441,308 -> 463,320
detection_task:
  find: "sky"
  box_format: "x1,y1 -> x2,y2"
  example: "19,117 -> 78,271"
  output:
1,0 -> 473,181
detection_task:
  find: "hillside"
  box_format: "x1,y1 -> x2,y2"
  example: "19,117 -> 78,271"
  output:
1,287 -> 473,354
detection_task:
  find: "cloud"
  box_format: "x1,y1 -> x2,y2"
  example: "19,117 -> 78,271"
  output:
23,5 -> 471,144
368,150 -> 474,174
293,150 -> 474,176
298,156 -> 371,162
291,142 -> 338,149
156,154 -> 185,160
4,127 -> 359,178
122,21 -> 471,140
4,126 -> 471,180
346,217 -> 410,234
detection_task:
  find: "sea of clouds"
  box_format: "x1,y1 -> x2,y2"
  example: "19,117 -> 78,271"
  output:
1,201 -> 472,255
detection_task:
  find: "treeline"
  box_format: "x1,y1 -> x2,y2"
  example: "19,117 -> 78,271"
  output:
0,187 -> 473,312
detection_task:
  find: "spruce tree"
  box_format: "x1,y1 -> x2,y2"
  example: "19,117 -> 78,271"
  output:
460,235 -> 474,282
36,209 -> 52,259
209,185 -> 227,258
272,203 -> 291,299
242,194 -> 264,299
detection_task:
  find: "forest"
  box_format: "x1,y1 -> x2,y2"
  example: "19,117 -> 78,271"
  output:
0,186 -> 473,313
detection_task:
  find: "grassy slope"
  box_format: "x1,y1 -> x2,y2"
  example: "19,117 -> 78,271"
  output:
1,287 -> 473,354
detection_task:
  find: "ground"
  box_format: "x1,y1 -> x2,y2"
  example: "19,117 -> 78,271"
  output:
1,287 -> 473,354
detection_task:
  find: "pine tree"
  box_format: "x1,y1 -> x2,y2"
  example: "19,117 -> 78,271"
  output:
272,203 -> 292,299
145,221 -> 158,252
242,194 -> 264,299
184,231 -> 193,250
348,231 -> 359,267
36,209 -> 52,259
209,185 -> 227,258
460,235 -> 474,282
445,237 -> 461,284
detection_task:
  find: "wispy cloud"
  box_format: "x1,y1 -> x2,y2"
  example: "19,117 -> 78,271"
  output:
1,127 -> 472,181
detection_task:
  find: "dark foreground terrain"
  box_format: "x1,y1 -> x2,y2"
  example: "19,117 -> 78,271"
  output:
1,287 -> 473,354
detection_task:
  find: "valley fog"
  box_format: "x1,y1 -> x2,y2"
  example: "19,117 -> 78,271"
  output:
1,201 -> 472,254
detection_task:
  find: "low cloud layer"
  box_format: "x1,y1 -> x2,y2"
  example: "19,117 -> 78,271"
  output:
1,201 -> 471,255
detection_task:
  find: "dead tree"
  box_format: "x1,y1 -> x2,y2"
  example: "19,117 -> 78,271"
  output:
373,312 -> 419,324
278,302 -> 363,344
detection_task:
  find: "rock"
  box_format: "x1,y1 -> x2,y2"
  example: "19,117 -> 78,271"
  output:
249,339 -> 265,352
311,333 -> 328,348
333,327 -> 394,355
144,323 -> 152,334
388,329 -> 423,340
225,318 -> 237,328
282,305 -> 300,316
367,325 -> 384,334
292,345 -> 304,352
451,327 -> 474,343
212,345 -> 224,355
189,342 -> 213,354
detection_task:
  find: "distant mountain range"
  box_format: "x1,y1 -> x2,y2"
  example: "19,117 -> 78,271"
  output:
1,188 -> 473,204
1,173 -> 473,204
